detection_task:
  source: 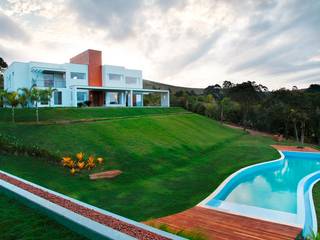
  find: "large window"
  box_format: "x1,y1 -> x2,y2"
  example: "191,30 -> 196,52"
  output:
107,92 -> 121,104
109,73 -> 122,81
38,71 -> 66,88
54,91 -> 62,105
43,73 -> 54,87
77,92 -> 88,103
125,76 -> 137,84
71,72 -> 86,80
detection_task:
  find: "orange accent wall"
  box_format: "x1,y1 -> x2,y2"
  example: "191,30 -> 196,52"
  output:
70,49 -> 102,87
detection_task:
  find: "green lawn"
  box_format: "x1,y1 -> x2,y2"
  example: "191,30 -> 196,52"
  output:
0,107 -> 186,122
0,109 -> 279,221
314,183 -> 320,230
0,194 -> 86,240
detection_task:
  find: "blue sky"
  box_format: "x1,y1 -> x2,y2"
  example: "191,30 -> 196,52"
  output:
0,0 -> 319,89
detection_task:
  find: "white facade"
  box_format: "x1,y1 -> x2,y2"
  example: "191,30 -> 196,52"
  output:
4,60 -> 169,108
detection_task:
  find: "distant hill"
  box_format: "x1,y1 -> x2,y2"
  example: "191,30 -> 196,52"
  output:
143,79 -> 204,95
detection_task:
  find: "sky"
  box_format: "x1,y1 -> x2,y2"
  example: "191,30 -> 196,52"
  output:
0,0 -> 319,90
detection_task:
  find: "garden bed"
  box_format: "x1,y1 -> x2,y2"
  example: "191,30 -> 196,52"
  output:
0,170 -> 182,240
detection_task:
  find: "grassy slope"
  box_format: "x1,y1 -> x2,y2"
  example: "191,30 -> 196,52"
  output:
0,107 -> 186,122
0,109 -> 279,221
0,194 -> 86,240
314,183 -> 320,230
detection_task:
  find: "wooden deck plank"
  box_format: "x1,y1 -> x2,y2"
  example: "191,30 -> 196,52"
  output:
146,207 -> 302,240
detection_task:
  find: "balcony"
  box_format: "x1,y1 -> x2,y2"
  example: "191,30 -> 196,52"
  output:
34,79 -> 66,88
32,70 -> 66,88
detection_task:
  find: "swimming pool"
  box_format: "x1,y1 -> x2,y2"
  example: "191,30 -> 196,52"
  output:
198,151 -> 320,237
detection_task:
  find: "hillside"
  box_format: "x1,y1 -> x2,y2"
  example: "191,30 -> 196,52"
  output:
143,79 -> 204,95
0,107 -> 278,221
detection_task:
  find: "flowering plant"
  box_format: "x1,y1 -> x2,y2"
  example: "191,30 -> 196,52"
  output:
61,152 -> 104,175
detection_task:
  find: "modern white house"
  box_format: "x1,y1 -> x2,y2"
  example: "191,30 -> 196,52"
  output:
4,49 -> 170,107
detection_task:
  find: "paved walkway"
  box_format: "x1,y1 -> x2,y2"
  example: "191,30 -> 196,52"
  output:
146,206 -> 302,240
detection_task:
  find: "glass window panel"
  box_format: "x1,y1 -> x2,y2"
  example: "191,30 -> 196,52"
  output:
108,92 -> 120,104
125,76 -> 137,84
71,72 -> 86,80
54,91 -> 62,105
109,74 -> 122,81
77,92 -> 88,102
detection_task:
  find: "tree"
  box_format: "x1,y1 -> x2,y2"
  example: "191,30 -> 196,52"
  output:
0,57 -> 8,69
306,84 -> 320,93
0,57 -> 8,89
18,87 -> 32,107
204,85 -> 228,123
0,89 -> 7,107
204,84 -> 223,100
30,87 -> 41,122
222,81 -> 234,89
226,81 -> 267,130
38,87 -> 56,107
5,91 -> 19,123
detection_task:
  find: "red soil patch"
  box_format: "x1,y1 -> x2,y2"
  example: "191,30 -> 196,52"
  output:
271,145 -> 320,152
0,172 -> 170,240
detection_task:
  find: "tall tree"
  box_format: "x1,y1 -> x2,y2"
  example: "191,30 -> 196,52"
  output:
5,91 -> 19,123
0,57 -> 8,89
18,87 -> 32,107
226,81 -> 267,130
0,89 -> 7,107
30,87 -> 41,122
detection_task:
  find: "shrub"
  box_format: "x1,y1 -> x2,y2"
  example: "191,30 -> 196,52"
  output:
0,133 -> 58,163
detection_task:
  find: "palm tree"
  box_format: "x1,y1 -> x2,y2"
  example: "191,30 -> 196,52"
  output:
42,87 -> 56,107
18,87 -> 32,107
5,91 -> 20,123
30,87 -> 41,122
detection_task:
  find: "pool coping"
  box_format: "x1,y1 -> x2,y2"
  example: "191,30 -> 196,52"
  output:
0,170 -> 185,240
197,148 -> 320,236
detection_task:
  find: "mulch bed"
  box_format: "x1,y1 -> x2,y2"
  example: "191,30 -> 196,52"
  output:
0,172 -> 170,240
271,145 -> 320,152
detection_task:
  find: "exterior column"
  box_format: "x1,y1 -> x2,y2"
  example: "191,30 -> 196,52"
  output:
105,91 -> 108,106
161,92 -> 170,107
129,90 -> 133,107
121,92 -> 125,105
141,94 -> 144,107
72,87 -> 78,107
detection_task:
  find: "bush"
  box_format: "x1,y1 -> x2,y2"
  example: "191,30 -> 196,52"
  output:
0,133 -> 58,163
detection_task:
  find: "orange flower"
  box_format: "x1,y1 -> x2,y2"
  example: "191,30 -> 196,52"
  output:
70,168 -> 76,175
77,161 -> 85,170
76,152 -> 84,161
97,157 -> 104,164
88,155 -> 95,163
62,157 -> 71,166
67,160 -> 75,168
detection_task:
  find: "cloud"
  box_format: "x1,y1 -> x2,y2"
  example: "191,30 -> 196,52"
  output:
158,29 -> 223,77
0,43 -> 22,62
68,0 -> 144,40
153,0 -> 186,11
0,0 -> 319,89
0,12 -> 29,41
68,0 -> 188,41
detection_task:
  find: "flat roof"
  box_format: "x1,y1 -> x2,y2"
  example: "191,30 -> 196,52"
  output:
71,85 -> 169,93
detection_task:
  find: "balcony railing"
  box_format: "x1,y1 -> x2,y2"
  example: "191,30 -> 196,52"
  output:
34,79 -> 66,88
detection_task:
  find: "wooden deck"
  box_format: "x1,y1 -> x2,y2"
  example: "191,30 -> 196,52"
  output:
146,207 -> 302,240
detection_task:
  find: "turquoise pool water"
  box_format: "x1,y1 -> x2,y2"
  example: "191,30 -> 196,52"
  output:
206,151 -> 320,213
